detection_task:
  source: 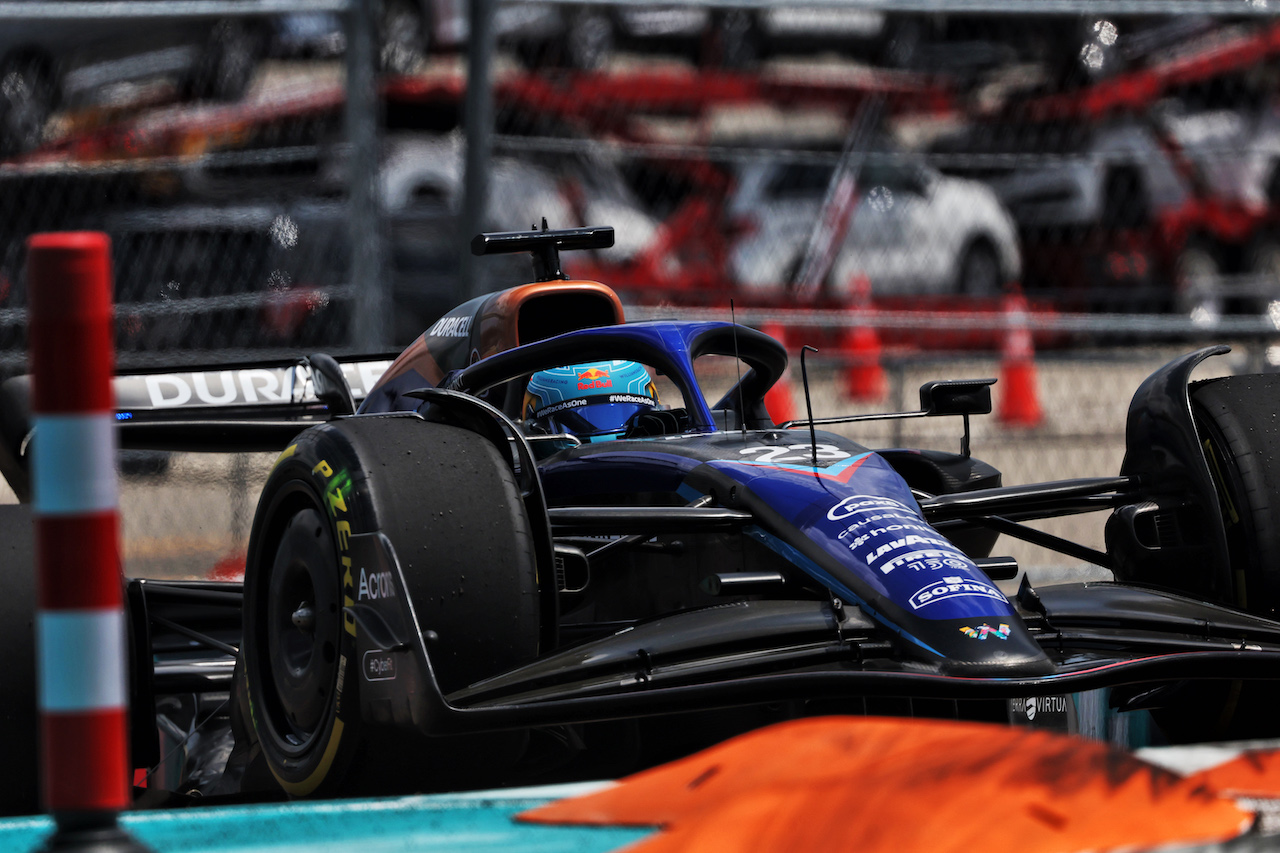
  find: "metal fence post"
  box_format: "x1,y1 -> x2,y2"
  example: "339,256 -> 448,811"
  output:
347,0 -> 386,350
462,0 -> 496,302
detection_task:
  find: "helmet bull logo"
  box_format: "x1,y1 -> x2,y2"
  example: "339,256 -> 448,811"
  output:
578,367 -> 612,390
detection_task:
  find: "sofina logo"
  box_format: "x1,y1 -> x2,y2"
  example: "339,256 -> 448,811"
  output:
577,366 -> 612,390
909,576 -> 1007,610
959,623 -> 1010,640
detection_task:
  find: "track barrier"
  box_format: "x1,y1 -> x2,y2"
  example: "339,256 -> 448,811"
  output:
996,285 -> 1043,428
762,322 -> 798,424
27,233 -> 150,852
841,275 -> 887,403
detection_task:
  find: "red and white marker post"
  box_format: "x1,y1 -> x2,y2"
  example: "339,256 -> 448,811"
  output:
27,233 -> 148,851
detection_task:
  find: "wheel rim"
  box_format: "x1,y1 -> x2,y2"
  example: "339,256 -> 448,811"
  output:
259,506 -> 341,753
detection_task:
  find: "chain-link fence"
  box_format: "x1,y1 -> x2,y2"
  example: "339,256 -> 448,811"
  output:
2,1 -> 1280,581
4,3 -> 1280,363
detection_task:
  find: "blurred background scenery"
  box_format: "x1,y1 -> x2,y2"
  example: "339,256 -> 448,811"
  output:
1,0 -> 1278,588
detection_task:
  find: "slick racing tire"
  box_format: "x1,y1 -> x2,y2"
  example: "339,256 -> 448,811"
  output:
0,505 -> 37,816
241,415 -> 541,798
1154,374 -> 1280,742
1192,374 -> 1280,617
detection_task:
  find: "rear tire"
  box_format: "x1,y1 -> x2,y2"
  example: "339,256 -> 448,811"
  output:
0,505 -> 37,816
241,415 -> 541,797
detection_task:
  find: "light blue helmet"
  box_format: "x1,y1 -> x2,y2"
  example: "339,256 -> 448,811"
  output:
524,360 -> 659,441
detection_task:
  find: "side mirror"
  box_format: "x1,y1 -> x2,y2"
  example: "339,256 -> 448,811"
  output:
920,379 -> 995,417
308,352 -> 356,417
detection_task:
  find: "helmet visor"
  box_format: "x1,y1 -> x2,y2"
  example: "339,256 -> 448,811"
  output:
537,396 -> 655,438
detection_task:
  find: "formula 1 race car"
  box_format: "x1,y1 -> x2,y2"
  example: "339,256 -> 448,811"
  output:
3,224 -> 1280,812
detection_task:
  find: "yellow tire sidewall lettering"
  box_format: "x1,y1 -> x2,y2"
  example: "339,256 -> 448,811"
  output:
268,453 -> 359,793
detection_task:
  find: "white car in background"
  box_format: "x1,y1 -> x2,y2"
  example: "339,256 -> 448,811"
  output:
96,132 -> 661,347
726,157 -> 1022,299
373,133 -> 659,264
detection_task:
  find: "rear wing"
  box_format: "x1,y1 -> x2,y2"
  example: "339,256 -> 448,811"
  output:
0,355 -> 394,501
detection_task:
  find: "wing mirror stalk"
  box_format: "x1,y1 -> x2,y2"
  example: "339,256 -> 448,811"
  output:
779,378 -> 995,457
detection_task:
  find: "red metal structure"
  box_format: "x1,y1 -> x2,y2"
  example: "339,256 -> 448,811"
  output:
991,19 -> 1280,313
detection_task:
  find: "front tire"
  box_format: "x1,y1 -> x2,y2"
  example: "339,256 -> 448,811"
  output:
242,415 -> 541,797
1153,375 -> 1280,742
1192,374 -> 1280,617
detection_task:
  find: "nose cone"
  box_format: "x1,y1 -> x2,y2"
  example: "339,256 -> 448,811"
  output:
928,617 -> 1055,677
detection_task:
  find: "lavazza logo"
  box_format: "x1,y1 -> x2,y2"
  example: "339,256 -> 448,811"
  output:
358,568 -> 396,600
826,495 -> 968,575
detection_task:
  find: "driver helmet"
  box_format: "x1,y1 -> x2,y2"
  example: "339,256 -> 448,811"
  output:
524,360 -> 659,441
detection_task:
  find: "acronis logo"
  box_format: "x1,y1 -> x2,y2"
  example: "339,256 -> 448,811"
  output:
577,366 -> 612,390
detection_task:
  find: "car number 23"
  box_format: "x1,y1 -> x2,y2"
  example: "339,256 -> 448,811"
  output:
739,444 -> 851,464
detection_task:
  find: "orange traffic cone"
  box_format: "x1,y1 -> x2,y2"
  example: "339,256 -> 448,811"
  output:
762,322 -> 797,424
842,274 -> 886,402
997,286 -> 1042,427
